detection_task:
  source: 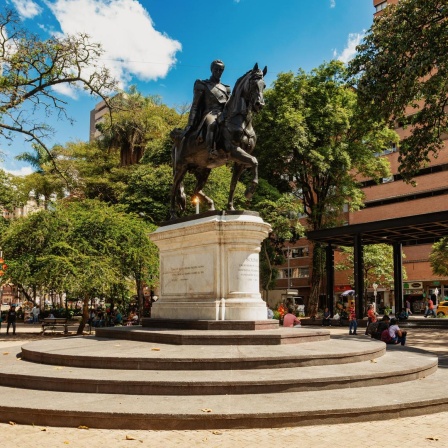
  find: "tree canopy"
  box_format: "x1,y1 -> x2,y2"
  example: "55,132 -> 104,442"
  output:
348,0 -> 448,180
0,8 -> 117,170
255,61 -> 396,315
335,244 -> 407,301
430,237 -> 448,277
0,199 -> 158,333
97,87 -> 183,166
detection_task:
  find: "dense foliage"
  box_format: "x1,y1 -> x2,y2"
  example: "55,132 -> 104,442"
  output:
1,200 -> 158,333
348,0 -> 448,180
255,61 -> 396,315
430,237 -> 448,277
335,244 -> 407,303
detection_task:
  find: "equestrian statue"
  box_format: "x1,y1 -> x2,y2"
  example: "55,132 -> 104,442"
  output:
170,60 -> 267,219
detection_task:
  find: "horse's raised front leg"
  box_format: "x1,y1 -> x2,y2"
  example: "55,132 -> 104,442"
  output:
193,168 -> 214,211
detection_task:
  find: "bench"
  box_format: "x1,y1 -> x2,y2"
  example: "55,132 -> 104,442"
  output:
41,318 -> 68,334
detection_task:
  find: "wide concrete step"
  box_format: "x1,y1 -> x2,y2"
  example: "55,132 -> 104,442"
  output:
1,369 -> 448,430
20,335 -> 385,370
141,318 -> 280,331
0,346 -> 437,395
95,326 -> 329,345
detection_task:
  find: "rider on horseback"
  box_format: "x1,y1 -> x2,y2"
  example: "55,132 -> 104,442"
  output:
183,60 -> 231,160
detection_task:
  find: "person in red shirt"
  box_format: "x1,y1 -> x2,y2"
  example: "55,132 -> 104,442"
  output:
424,296 -> 436,318
282,305 -> 301,328
365,304 -> 377,335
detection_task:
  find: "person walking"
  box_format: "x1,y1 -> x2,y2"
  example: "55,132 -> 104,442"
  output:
6,305 -> 17,336
405,299 -> 413,316
424,296 -> 436,318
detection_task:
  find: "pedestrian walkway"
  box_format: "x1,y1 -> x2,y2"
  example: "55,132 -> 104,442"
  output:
0,326 -> 447,447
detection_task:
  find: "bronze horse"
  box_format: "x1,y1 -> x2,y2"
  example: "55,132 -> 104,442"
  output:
170,63 -> 267,219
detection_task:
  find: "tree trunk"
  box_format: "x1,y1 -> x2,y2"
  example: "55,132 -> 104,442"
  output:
18,285 -> 32,302
308,243 -> 326,318
136,278 -> 143,324
77,295 -> 90,335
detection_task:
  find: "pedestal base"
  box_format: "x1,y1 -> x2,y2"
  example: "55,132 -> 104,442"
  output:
149,211 -> 271,321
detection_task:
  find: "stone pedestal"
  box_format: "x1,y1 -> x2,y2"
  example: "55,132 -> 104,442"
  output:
149,211 -> 271,321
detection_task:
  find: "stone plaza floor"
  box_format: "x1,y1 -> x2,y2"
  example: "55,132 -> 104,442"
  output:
0,323 -> 447,447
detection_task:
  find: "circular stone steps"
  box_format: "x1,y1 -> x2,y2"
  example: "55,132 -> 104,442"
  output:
20,334 -> 385,370
0,346 -> 436,395
0,326 -> 446,430
95,326 -> 329,345
1,371 -> 448,430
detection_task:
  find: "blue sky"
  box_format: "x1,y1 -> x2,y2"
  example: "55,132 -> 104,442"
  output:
2,0 -> 375,174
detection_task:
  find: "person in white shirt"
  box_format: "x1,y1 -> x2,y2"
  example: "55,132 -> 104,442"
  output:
31,305 -> 40,324
388,318 -> 407,346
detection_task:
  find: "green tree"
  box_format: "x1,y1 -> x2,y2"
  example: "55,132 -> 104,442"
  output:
1,200 -> 158,333
0,169 -> 21,211
430,237 -> 448,277
255,194 -> 304,300
348,0 -> 448,180
16,145 -> 66,209
53,140 -> 129,202
0,8 -> 117,168
335,244 -> 407,307
98,87 -> 182,166
121,217 -> 159,321
122,163 -> 174,223
255,61 -> 397,316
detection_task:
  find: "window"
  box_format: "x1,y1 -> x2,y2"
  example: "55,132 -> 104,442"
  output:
279,269 -> 293,279
290,247 -> 309,258
375,1 -> 388,13
382,176 -> 394,184
298,267 -> 310,278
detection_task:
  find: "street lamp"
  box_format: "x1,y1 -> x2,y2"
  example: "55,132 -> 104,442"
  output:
373,282 -> 378,313
193,196 -> 200,214
287,247 -> 292,295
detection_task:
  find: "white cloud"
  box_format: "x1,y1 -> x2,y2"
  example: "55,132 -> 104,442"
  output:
11,0 -> 42,19
47,0 -> 182,87
51,83 -> 79,99
335,32 -> 364,64
330,0 -> 336,8
4,166 -> 34,177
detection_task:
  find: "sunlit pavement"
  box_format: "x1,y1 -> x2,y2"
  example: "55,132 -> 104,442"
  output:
0,325 -> 447,447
